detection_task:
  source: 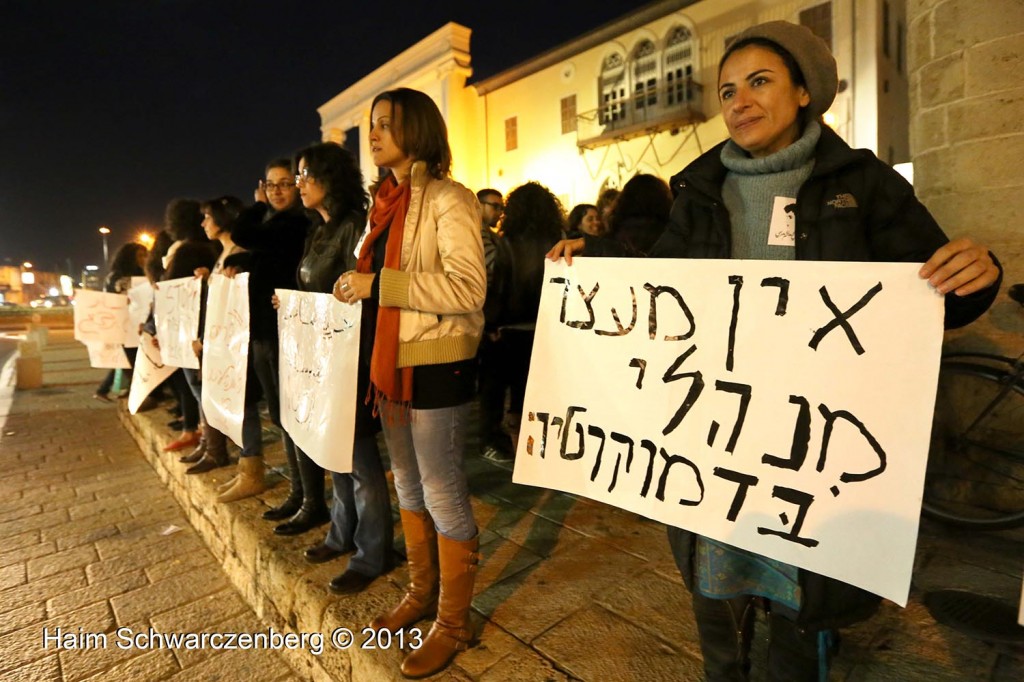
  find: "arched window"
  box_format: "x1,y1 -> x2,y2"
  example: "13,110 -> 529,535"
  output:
664,26 -> 694,106
632,39 -> 658,112
599,52 -> 627,125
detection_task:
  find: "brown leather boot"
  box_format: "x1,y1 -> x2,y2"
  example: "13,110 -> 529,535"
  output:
186,425 -> 229,474
400,533 -> 479,679
217,456 -> 266,503
370,508 -> 438,633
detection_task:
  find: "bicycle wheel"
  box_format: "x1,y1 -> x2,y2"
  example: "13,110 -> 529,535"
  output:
922,362 -> 1024,530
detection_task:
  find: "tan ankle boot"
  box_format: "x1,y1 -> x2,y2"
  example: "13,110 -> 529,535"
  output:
400,533 -> 479,679
217,456 -> 266,503
370,509 -> 438,632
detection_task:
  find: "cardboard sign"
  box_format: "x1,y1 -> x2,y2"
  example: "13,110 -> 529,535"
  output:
201,274 -> 251,447
276,289 -> 360,473
513,258 -> 944,605
128,332 -> 176,414
153,277 -> 202,369
124,277 -> 153,348
85,342 -> 130,369
73,289 -> 130,344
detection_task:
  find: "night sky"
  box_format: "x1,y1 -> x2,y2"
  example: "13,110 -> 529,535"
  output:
0,0 -> 642,273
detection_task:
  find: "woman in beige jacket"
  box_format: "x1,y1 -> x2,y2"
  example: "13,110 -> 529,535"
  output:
334,87 -> 485,679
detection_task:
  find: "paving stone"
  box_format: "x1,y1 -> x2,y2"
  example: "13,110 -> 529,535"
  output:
47,569 -> 149,616
0,502 -> 42,524
596,567 -> 701,659
0,509 -> 69,540
26,543 -> 97,580
0,561 -> 27,590
110,565 -> 229,623
167,646 -> 294,681
85,532 -> 204,584
145,543 -> 218,584
0,529 -> 43,555
77,648 -> 180,681
452,614 -> 531,679
0,601 -> 47,636
2,654 -> 61,682
476,535 -> 544,596
148,589 -> 250,648
490,510 -> 587,558
0,568 -> 88,615
533,603 -> 699,681
58,618 -> 151,682
473,536 -> 646,642
476,649 -> 569,682
93,518 -> 189,560
41,510 -> 134,546
0,601 -> 112,676
55,523 -> 120,552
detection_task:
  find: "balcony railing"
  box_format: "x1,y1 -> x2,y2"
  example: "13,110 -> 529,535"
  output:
576,79 -> 705,149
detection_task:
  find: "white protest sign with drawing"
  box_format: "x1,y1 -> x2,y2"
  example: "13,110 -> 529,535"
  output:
124,277 -> 153,348
276,289 -> 360,473
153,276 -> 202,369
202,274 -> 250,447
514,258 -> 944,606
73,289 -> 130,344
128,331 -> 176,414
85,342 -> 130,369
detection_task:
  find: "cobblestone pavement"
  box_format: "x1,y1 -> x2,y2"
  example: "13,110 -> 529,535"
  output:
1,331 -> 1023,681
0,331 -> 294,681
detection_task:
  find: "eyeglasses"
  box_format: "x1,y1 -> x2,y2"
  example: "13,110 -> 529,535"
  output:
264,181 -> 293,191
481,201 -> 504,212
294,167 -> 315,186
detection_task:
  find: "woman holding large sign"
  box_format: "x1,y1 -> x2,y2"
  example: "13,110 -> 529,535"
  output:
548,20 -> 1001,681
333,88 -> 486,678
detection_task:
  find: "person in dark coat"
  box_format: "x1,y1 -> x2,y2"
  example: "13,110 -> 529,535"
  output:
604,173 -> 673,256
229,158 -> 311,519
548,20 -> 1001,681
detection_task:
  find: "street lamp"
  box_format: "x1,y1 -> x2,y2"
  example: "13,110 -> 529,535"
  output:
98,226 -> 110,267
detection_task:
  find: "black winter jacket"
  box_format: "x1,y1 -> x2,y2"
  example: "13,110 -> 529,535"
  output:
589,125 -> 1002,630
230,203 -> 311,342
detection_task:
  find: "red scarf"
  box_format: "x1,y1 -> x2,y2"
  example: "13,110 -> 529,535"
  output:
359,174 -> 413,412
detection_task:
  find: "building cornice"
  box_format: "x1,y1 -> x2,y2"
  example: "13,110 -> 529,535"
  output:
473,0 -> 699,95
317,22 -> 472,128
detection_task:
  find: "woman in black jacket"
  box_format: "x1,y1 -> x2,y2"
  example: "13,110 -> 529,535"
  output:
549,21 -> 1000,681
277,143 -> 394,598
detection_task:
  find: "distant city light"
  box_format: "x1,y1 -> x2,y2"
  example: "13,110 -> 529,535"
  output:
48,287 -> 59,297
137,231 -> 155,248
21,272 -> 35,284
98,226 -> 111,235
22,261 -> 32,268
59,275 -> 74,296
85,265 -> 99,271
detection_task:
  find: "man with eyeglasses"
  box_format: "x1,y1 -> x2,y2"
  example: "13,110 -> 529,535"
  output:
226,158 -> 313,512
475,188 -> 514,462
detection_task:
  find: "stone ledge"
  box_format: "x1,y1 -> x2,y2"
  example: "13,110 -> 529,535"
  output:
116,403 -> 576,681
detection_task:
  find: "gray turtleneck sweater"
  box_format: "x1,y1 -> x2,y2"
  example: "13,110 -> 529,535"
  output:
720,120 -> 821,260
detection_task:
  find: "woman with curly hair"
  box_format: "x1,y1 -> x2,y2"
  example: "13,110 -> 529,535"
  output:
565,203 -> 600,238
277,143 -> 395,602
334,87 -> 485,678
605,173 -> 673,256
494,182 -> 565,451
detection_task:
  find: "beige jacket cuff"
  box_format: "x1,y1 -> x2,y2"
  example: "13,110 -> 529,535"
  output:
378,268 -> 410,309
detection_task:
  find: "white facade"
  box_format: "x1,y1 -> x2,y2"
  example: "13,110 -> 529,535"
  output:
318,0 -> 908,208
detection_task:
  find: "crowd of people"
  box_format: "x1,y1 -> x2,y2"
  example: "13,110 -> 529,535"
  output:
90,21 -> 1003,682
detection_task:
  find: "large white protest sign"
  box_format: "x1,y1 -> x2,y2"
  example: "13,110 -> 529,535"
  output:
514,258 -> 944,605
124,277 -> 153,348
277,289 -> 360,473
128,332 -> 176,414
85,342 -> 130,369
202,274 -> 250,447
153,276 -> 201,369
74,289 -> 130,344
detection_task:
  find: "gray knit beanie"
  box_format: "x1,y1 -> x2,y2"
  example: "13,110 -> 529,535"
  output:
725,21 -> 838,118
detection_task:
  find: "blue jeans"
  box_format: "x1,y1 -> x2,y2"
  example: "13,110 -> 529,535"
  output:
324,435 -> 394,576
381,401 -> 476,541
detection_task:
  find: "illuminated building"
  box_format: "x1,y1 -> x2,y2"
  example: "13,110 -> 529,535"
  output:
318,0 -> 908,206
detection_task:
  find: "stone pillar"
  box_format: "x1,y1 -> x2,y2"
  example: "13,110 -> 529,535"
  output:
908,0 -> 1024,349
